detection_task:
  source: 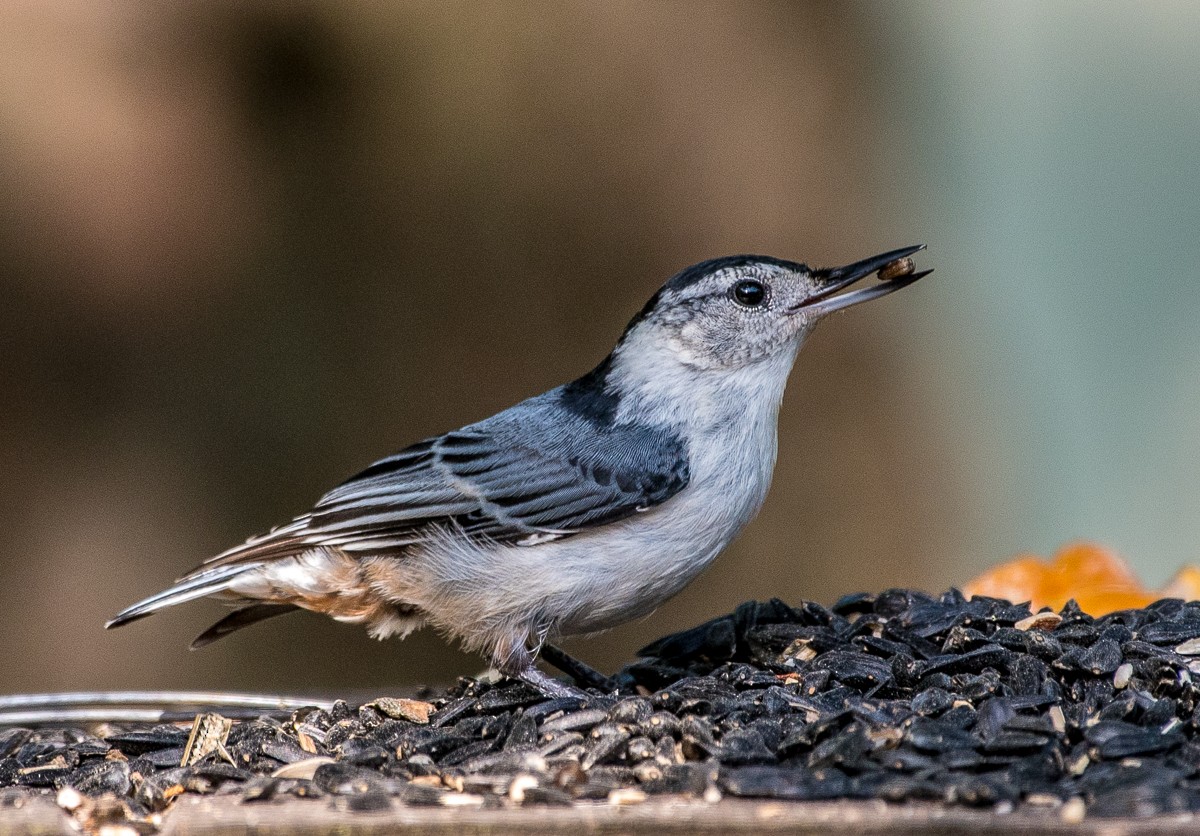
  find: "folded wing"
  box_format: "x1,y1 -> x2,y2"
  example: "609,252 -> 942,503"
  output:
309,395 -> 691,550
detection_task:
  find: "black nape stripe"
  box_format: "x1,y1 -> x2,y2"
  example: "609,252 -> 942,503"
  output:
559,354 -> 620,427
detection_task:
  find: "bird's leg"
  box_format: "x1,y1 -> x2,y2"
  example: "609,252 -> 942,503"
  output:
495,639 -> 588,700
539,644 -> 614,692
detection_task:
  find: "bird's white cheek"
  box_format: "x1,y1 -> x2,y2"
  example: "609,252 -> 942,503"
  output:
673,323 -> 707,366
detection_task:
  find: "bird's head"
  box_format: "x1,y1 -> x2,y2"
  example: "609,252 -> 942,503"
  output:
617,244 -> 931,373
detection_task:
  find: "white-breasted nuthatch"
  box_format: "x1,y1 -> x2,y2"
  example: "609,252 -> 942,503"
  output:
108,245 -> 931,697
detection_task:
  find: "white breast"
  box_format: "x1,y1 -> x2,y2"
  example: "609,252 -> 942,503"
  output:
546,362 -> 787,634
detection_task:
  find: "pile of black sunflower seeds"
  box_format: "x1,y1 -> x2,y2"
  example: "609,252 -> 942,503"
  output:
6,589 -> 1200,830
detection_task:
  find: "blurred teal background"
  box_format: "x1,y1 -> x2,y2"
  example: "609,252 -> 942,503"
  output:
887,2 -> 1200,576
1,1 -> 1198,694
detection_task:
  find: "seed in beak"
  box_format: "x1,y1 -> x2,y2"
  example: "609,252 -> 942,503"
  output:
877,257 -> 915,282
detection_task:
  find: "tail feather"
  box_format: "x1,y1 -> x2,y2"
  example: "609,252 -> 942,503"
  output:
107,516 -> 315,630
106,563 -> 261,629
190,603 -> 299,649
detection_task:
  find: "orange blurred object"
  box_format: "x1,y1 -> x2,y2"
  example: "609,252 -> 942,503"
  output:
963,542 -> 1200,615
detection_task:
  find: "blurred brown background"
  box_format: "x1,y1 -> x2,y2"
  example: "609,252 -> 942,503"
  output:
3,1 -> 1199,695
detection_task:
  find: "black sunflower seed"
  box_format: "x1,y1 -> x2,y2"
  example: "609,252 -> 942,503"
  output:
67,759 -> 131,796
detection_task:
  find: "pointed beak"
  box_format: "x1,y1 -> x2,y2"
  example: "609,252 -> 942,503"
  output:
791,244 -> 932,317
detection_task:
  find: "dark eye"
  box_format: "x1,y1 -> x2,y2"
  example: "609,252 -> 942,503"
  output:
731,279 -> 767,307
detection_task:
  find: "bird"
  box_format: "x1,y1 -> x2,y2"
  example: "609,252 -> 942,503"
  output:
108,245 -> 931,698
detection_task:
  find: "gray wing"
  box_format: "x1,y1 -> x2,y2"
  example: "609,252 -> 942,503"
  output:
305,393 -> 690,551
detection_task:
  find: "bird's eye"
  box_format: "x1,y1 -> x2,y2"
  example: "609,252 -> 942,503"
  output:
731,279 -> 767,307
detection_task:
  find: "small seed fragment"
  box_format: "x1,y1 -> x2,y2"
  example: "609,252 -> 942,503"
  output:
1025,793 -> 1060,807
508,774 -> 538,803
1015,612 -> 1062,632
270,756 -> 335,780
55,786 -> 85,813
1175,637 -> 1200,655
1113,663 -> 1133,689
440,793 -> 485,807
1068,753 -> 1090,776
878,257 -> 915,282
607,787 -> 647,805
181,713 -> 232,767
1060,797 -> 1086,823
368,697 -> 434,723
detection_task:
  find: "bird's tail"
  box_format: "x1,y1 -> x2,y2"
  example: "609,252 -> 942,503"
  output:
105,563 -> 261,629
105,516 -> 313,630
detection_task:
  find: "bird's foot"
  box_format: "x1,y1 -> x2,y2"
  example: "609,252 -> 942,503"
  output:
515,665 -> 589,700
